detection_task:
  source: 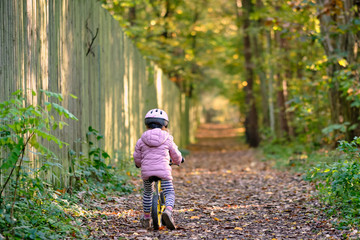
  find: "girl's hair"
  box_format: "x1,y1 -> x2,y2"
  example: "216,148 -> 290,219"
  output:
147,122 -> 164,129
145,118 -> 168,129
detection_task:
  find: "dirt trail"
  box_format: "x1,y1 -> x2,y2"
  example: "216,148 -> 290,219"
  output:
88,124 -> 357,239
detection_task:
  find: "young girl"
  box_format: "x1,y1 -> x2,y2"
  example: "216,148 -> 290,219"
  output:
133,109 -> 183,230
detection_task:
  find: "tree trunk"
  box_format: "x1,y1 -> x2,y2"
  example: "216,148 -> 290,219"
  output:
240,0 -> 260,147
252,0 -> 270,129
273,31 -> 290,139
267,31 -> 275,134
280,37 -> 293,137
275,74 -> 290,138
128,6 -> 136,26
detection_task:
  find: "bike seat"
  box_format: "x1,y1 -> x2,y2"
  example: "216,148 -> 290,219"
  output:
148,176 -> 162,182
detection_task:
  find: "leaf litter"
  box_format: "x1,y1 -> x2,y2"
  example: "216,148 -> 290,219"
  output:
86,124 -> 359,239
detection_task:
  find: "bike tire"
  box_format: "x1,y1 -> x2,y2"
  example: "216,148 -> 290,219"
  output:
151,193 -> 161,230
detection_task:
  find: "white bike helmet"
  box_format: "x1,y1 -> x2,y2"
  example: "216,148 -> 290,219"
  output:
144,109 -> 169,128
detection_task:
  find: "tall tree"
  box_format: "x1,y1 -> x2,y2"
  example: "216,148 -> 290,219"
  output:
252,0 -> 271,130
236,0 -> 260,147
275,30 -> 291,139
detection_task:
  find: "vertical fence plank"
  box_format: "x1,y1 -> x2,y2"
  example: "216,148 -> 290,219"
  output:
0,0 -> 4,189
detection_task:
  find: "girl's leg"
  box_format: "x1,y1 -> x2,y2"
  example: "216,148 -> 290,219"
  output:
161,180 -> 176,229
161,180 -> 175,210
143,180 -> 153,214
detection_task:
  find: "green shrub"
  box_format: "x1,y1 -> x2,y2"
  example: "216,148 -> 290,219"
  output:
0,89 -> 84,239
0,191 -> 89,239
68,126 -> 135,194
0,89 -> 134,239
306,137 -> 360,228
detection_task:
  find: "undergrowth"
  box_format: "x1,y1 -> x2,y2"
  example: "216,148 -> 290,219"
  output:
305,137 -> 360,228
260,138 -> 334,173
0,89 -> 135,239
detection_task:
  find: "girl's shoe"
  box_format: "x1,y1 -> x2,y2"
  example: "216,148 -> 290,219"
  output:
161,208 -> 175,230
140,216 -> 151,229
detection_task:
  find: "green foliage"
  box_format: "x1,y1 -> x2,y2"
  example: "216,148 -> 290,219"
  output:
0,90 -> 134,239
321,122 -> 358,142
86,127 -> 111,173
101,0 -> 235,96
306,137 -> 360,228
260,138 -> 331,172
68,126 -> 134,194
0,192 -> 88,239
0,89 -> 77,200
0,89 -> 82,239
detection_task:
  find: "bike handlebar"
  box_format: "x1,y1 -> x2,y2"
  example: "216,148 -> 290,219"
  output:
170,157 -> 185,166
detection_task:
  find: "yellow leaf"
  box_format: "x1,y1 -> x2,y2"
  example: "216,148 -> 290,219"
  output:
338,58 -> 348,67
234,227 -> 243,230
213,217 -> 220,221
191,216 -> 200,219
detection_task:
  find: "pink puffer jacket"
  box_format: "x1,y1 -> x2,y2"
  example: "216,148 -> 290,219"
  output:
133,128 -> 183,180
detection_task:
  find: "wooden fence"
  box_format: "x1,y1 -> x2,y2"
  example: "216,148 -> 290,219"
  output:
0,0 -> 197,188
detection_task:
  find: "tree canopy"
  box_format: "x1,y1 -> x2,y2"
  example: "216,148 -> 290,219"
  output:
100,0 -> 360,147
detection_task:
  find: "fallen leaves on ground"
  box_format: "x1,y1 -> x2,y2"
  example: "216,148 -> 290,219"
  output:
85,124 -> 359,239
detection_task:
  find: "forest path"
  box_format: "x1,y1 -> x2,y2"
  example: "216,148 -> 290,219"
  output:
88,124 -> 356,239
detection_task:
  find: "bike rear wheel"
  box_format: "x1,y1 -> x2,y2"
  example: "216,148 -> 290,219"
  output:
151,192 -> 161,230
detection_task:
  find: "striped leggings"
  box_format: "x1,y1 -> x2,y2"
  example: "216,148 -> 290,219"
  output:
143,179 -> 175,213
